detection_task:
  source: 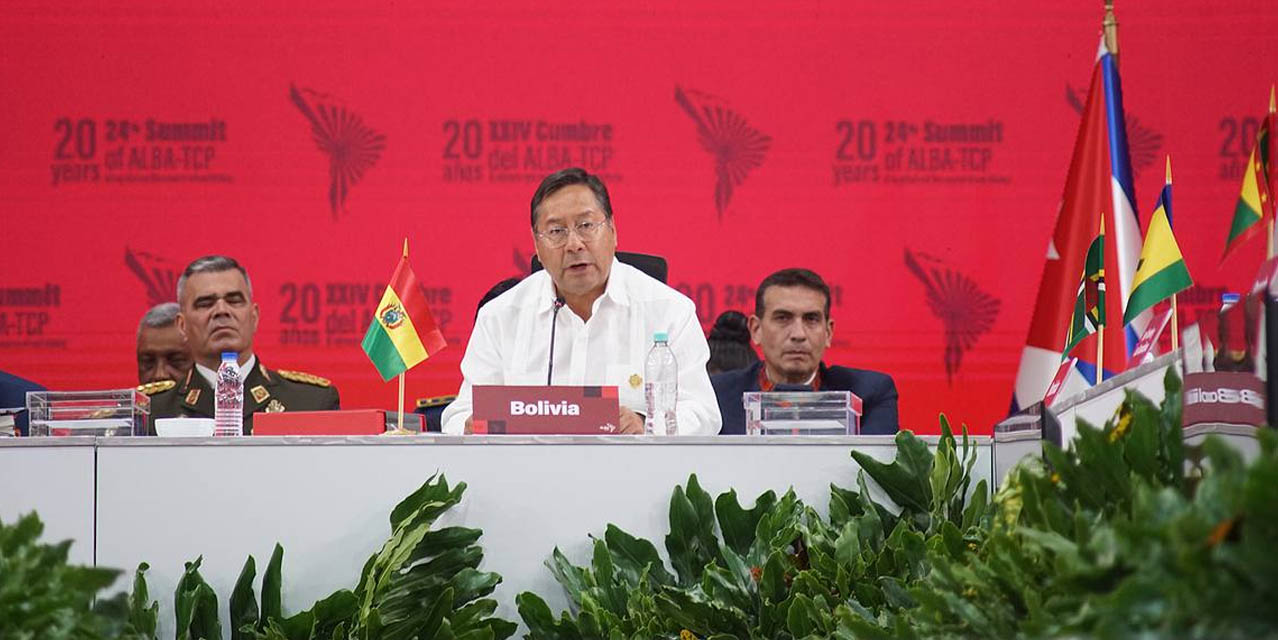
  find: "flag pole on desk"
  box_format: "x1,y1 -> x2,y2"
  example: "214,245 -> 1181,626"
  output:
362,236 -> 448,434
1095,214 -> 1106,386
398,239 -> 408,433
1170,155 -> 1180,352
1126,155 -> 1192,358
1270,85 -> 1276,260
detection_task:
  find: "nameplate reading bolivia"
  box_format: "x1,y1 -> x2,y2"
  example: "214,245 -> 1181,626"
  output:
510,400 -> 580,416
472,385 -> 620,435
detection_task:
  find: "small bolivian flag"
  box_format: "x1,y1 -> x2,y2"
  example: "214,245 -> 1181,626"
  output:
1125,158 -> 1192,324
361,253 -> 447,381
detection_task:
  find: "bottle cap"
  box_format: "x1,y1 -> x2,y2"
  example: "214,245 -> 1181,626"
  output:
221,351 -> 237,361
1221,293 -> 1240,304
653,331 -> 669,342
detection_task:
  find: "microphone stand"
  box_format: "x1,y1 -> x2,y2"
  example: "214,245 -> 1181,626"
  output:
547,297 -> 565,385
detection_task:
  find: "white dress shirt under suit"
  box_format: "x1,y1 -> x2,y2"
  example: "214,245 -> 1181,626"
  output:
441,259 -> 722,435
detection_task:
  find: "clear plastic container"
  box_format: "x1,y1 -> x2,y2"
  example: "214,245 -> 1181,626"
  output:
26,389 -> 150,437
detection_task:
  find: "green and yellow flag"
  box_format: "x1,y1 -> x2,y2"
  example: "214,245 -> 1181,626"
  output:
361,245 -> 447,381
1222,88 -> 1275,261
1064,215 -> 1106,358
1125,157 -> 1192,324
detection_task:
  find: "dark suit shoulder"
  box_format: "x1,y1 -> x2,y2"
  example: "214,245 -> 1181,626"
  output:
824,365 -> 896,392
823,365 -> 898,435
711,362 -> 763,435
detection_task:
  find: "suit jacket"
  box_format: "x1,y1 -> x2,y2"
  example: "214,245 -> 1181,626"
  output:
712,361 -> 899,435
147,359 -> 340,435
0,370 -> 44,436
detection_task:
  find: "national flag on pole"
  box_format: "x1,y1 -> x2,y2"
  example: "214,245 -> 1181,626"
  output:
1064,216 -> 1106,357
1125,159 -> 1192,323
1011,30 -> 1146,410
361,253 -> 447,381
1222,115 -> 1272,261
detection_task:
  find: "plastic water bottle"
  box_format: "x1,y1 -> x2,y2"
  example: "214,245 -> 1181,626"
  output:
214,351 -> 244,436
644,332 -> 679,435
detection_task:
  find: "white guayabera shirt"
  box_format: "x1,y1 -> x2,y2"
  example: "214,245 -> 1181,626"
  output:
441,259 -> 722,435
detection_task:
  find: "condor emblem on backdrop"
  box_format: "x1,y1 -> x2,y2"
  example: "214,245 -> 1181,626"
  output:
674,86 -> 772,219
289,83 -> 386,220
904,248 -> 1001,386
379,303 -> 406,330
1066,84 -> 1162,177
124,247 -> 181,307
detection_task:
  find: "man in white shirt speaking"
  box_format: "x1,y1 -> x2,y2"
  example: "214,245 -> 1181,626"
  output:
441,168 -> 722,435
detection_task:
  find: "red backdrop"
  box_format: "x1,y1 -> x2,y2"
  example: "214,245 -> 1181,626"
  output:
2,1 -> 1276,434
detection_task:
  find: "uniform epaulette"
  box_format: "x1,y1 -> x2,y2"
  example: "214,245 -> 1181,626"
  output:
276,369 -> 332,387
136,379 -> 176,395
416,394 -> 457,409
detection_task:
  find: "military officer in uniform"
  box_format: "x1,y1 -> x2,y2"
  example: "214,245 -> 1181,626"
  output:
136,302 -> 193,385
146,255 -> 339,434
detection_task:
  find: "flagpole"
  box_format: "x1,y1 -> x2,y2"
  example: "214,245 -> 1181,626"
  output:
397,373 -> 406,432
1171,296 -> 1179,352
1103,1 -> 1118,56
1096,325 -> 1104,385
397,237 -> 409,433
1270,86 -> 1277,259
1166,155 -> 1179,354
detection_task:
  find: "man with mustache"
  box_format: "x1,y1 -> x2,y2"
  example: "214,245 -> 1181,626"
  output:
147,255 -> 340,434
712,268 -> 898,435
441,167 -> 722,435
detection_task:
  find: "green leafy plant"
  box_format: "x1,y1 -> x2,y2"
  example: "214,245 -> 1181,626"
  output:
850,369 -> 1278,639
516,420 -> 985,639
200,472 -> 516,640
0,512 -> 155,640
520,369 -> 1278,639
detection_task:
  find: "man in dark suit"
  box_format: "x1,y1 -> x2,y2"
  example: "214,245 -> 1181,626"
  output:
712,268 -> 898,435
0,370 -> 44,436
147,255 -> 339,434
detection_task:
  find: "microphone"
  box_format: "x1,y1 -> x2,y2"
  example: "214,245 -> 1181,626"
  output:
547,297 -> 565,385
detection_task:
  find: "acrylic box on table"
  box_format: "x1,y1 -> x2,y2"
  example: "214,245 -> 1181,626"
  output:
26,389 -> 150,437
743,391 -> 861,435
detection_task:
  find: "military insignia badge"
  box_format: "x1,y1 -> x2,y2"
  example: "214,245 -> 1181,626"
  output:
250,385 -> 270,404
379,302 -> 406,329
184,389 -> 200,406
628,374 -> 642,389
266,399 -> 286,413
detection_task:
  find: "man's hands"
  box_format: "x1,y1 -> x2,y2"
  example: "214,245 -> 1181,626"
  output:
618,407 -> 644,434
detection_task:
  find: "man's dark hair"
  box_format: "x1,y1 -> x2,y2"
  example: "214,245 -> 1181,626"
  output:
475,277 -> 521,320
707,310 -> 759,375
176,255 -> 252,302
754,268 -> 831,319
529,167 -> 613,229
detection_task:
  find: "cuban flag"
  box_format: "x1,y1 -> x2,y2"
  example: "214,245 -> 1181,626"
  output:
1012,36 -> 1148,412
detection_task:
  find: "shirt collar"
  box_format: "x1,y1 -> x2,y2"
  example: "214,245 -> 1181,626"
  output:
195,353 -> 257,389
758,361 -> 823,391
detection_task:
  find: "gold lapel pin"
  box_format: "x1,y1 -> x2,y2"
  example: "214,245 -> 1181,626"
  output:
250,385 -> 270,404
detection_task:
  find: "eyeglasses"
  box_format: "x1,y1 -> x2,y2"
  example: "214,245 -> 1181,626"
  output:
534,218 -> 611,248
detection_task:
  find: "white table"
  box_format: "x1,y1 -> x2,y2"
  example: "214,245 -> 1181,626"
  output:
7,434 -> 994,638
